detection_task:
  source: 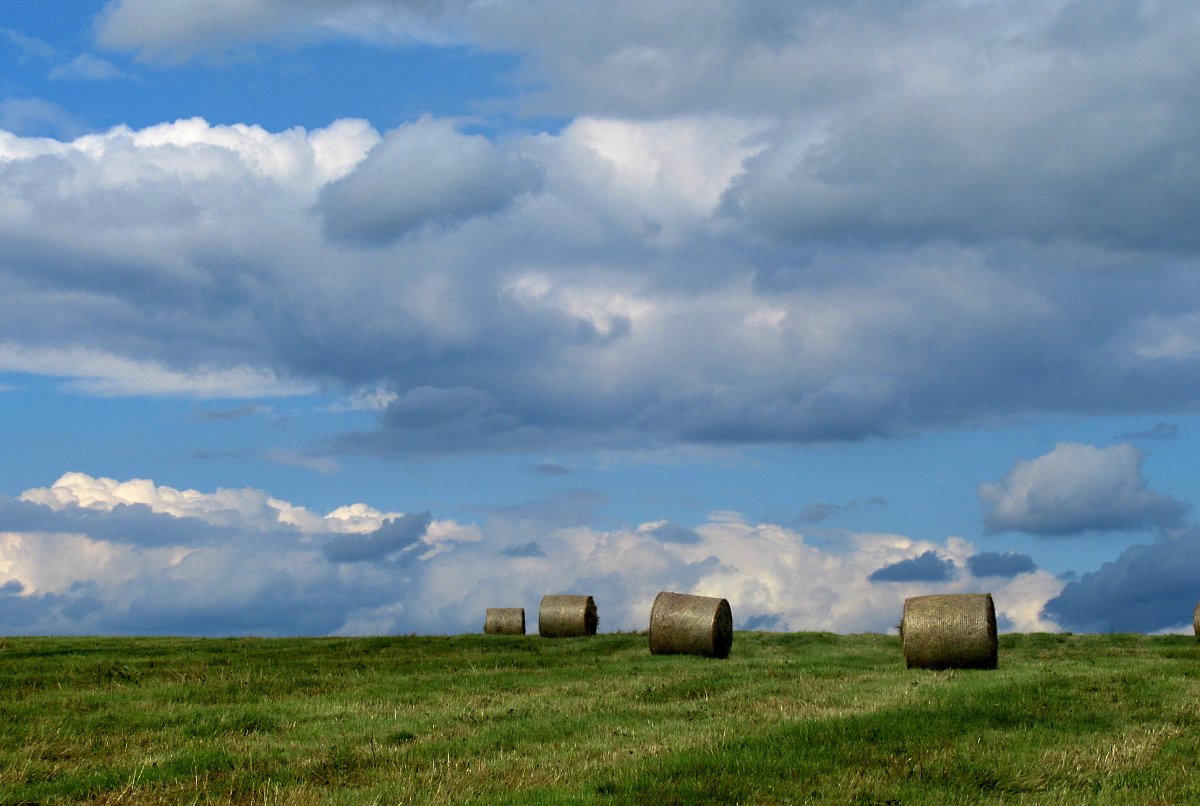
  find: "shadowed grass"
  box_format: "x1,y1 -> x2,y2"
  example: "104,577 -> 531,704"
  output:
0,632 -> 1197,803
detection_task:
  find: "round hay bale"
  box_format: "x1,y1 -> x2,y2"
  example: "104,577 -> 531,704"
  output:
484,607 -> 525,635
902,593 -> 997,670
1194,602 -> 1199,639
648,591 -> 733,659
538,594 -> 598,637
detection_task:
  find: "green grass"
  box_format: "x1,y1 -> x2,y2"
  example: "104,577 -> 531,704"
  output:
1,632 -> 1198,804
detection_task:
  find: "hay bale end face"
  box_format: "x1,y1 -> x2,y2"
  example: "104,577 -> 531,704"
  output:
538,595 -> 598,637
648,591 -> 733,659
902,593 -> 997,670
484,607 -> 525,635
1194,602 -> 1199,639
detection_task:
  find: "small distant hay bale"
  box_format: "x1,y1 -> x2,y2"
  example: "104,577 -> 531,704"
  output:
902,593 -> 997,670
648,591 -> 733,659
484,608 -> 525,635
1194,602 -> 1199,639
538,595 -> 598,637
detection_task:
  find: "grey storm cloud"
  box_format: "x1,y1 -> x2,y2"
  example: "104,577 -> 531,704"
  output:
0,580 -> 105,634
499,541 -> 544,558
979,443 -> 1188,536
322,511 -> 433,563
967,552 -> 1037,579
0,496 -> 244,547
643,521 -> 701,545
317,116 -> 542,245
795,498 -> 886,524
868,551 -> 955,583
796,503 -> 851,524
332,386 -> 550,455
102,566 -> 383,636
1120,422 -> 1180,442
3,1 -> 1200,456
1042,529 -> 1200,633
381,386 -> 512,430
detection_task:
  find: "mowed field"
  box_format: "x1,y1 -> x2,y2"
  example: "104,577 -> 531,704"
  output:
1,631 -> 1198,804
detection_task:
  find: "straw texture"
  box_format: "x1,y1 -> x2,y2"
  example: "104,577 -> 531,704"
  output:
648,591 -> 733,659
538,594 -> 598,637
902,593 -> 997,670
484,607 -> 525,635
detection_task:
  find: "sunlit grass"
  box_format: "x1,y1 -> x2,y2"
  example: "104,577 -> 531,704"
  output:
0,632 -> 1197,803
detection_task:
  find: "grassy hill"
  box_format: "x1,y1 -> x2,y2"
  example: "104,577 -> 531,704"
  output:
1,631 -> 1198,804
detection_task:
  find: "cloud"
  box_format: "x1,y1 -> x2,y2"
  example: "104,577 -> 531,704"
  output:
19,471 -> 394,534
638,520 -> 702,545
0,26 -> 59,63
1120,421 -> 1179,441
794,498 -> 886,524
0,110 -> 1193,452
743,613 -> 782,631
322,512 -> 433,563
979,442 -> 1188,535
320,387 -> 398,414
478,488 -> 612,531
317,116 -> 542,245
4,4 -> 1200,455
263,450 -> 342,474
0,97 -> 82,138
0,473 -> 481,635
500,541 -> 544,558
967,551 -> 1037,579
47,53 -> 131,81
333,386 -> 546,455
796,503 -> 851,523
1042,529 -> 1200,633
529,462 -> 572,476
193,404 -> 271,421
94,0 -> 460,62
0,345 -> 317,399
868,551 -> 955,583
0,495 -> 240,549
0,472 -> 1064,635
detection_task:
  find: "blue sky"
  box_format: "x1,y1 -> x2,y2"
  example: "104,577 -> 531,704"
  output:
2,0 -> 1200,636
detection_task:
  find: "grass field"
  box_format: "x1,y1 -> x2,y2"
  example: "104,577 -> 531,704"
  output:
1,631 -> 1198,804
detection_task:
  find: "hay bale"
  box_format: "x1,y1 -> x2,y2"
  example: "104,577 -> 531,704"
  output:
538,594 -> 598,637
902,593 -> 997,670
648,591 -> 733,659
1194,602 -> 1199,639
484,607 -> 525,635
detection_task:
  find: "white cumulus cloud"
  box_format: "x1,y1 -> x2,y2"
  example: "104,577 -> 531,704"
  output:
2,473 -> 1063,636
979,442 -> 1188,535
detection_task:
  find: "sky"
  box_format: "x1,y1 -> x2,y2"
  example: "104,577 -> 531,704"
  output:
2,0 -> 1200,637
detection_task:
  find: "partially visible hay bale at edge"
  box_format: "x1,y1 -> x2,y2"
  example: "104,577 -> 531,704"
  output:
902,593 -> 997,670
648,591 -> 733,659
484,607 -> 525,635
538,595 -> 598,637
1194,602 -> 1199,639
